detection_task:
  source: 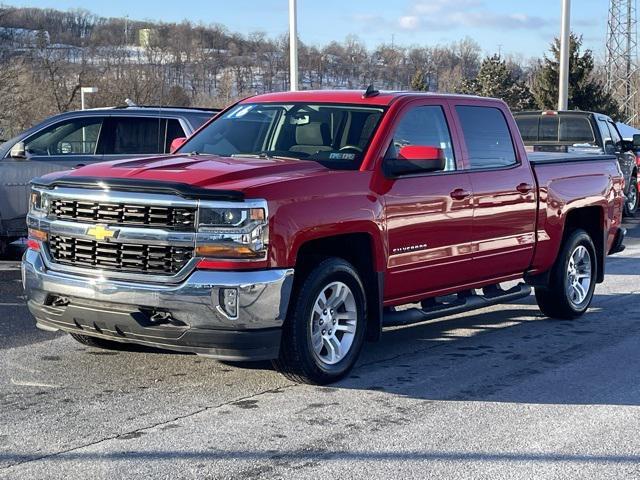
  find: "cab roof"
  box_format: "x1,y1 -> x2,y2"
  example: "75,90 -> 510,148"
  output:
243,89 -> 495,106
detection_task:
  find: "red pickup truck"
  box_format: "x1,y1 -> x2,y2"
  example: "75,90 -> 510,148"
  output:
23,90 -> 626,384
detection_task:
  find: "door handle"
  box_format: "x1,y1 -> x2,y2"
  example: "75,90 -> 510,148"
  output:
516,183 -> 533,194
450,188 -> 471,201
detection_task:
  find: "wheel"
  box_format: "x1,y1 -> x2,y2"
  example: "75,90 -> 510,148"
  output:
535,229 -> 596,319
70,333 -> 123,350
273,257 -> 367,384
624,176 -> 638,217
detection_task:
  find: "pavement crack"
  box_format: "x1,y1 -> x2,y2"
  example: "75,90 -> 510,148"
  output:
0,383 -> 297,471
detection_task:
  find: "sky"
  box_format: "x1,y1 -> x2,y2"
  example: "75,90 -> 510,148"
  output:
5,0 -> 610,60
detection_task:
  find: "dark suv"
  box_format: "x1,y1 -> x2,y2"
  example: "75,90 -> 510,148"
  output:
0,106 -> 219,251
514,110 -> 638,216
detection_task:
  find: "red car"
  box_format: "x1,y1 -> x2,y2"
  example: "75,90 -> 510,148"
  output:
23,89 -> 626,384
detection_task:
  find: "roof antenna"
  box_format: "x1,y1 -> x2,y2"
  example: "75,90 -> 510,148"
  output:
362,84 -> 380,99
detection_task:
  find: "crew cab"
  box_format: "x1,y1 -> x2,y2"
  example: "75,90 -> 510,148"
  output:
514,110 -> 638,216
22,90 -> 626,384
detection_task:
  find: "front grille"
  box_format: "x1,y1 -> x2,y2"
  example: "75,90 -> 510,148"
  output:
50,199 -> 196,231
48,235 -> 193,275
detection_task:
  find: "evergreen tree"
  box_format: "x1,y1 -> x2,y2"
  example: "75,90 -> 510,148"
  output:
461,54 -> 536,111
532,33 -> 619,117
410,69 -> 429,92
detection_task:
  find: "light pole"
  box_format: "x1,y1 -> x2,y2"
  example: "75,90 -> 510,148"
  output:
558,0 -> 571,110
80,86 -> 98,110
289,0 -> 298,91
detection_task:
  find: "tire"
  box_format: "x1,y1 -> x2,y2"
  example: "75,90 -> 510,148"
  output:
70,333 -> 123,350
624,176 -> 639,217
535,229 -> 597,320
273,257 -> 367,384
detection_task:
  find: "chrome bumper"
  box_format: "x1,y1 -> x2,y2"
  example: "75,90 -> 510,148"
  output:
22,249 -> 294,360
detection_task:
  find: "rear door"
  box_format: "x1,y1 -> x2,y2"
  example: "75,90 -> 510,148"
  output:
383,100 -> 474,301
97,116 -> 187,160
0,116 -> 105,236
451,102 -> 537,282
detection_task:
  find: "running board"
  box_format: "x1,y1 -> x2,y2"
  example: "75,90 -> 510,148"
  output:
382,283 -> 532,327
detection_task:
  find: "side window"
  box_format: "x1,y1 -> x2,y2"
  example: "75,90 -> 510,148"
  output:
456,106 -> 517,169
607,121 -> 622,145
384,105 -> 456,172
24,118 -> 103,156
596,119 -> 612,145
165,119 -> 186,153
99,117 -> 164,155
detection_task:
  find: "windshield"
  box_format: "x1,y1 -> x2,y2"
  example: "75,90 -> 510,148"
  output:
178,103 -> 385,169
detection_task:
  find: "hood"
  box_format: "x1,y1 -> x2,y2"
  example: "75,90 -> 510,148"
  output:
61,154 -> 333,192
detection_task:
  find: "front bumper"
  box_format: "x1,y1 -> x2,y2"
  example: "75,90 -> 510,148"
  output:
22,249 -> 294,361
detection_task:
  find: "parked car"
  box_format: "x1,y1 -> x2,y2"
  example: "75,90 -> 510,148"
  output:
514,110 -> 638,216
0,106 -> 219,253
23,90 -> 625,384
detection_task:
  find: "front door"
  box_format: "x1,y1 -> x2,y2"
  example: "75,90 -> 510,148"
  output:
0,116 -> 105,237
383,102 -> 474,302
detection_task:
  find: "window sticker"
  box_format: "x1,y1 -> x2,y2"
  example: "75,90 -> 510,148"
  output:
329,152 -> 356,160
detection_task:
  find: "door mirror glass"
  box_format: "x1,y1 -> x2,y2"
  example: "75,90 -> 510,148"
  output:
9,141 -> 26,159
170,136 -> 187,153
386,145 -> 446,177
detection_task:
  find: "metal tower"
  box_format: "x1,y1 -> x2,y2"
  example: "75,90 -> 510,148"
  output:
606,0 -> 639,125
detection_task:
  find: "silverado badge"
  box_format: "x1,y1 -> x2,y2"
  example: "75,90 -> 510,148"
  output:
86,225 -> 118,241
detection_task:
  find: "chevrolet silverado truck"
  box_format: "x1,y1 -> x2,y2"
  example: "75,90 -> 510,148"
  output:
23,90 -> 626,384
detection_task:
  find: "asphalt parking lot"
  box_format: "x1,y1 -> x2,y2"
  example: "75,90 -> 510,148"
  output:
1,220 -> 639,480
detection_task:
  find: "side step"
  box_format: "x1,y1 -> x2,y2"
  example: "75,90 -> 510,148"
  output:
382,283 -> 532,327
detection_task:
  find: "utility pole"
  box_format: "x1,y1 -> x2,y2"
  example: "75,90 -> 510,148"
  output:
80,86 -> 98,110
289,0 -> 298,91
558,0 -> 571,110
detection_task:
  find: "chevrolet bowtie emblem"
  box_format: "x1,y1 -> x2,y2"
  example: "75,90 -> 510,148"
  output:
86,225 -> 118,241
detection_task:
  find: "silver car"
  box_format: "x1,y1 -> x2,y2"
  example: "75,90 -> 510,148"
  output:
0,106 -> 218,253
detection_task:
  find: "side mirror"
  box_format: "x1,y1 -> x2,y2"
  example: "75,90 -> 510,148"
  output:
633,134 -> 640,149
385,145 -> 446,177
9,141 -> 26,159
620,139 -> 635,152
170,137 -> 187,153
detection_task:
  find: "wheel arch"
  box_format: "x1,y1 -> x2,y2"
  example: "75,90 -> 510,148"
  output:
293,232 -> 384,342
562,206 -> 606,283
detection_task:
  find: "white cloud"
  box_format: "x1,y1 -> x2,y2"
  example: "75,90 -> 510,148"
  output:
399,0 -> 551,31
398,15 -> 420,30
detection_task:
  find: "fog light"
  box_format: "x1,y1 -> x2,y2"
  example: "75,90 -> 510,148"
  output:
218,288 -> 238,318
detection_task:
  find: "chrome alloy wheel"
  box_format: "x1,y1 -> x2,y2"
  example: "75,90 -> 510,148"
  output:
566,245 -> 592,306
627,181 -> 638,212
309,281 -> 357,366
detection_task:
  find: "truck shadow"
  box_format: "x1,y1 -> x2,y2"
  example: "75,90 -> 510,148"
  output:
333,290 -> 640,406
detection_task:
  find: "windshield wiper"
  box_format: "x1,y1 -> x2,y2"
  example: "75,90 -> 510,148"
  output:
230,152 -> 301,161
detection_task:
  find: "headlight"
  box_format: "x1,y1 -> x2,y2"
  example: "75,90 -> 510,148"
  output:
195,201 -> 268,260
29,188 -> 49,215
